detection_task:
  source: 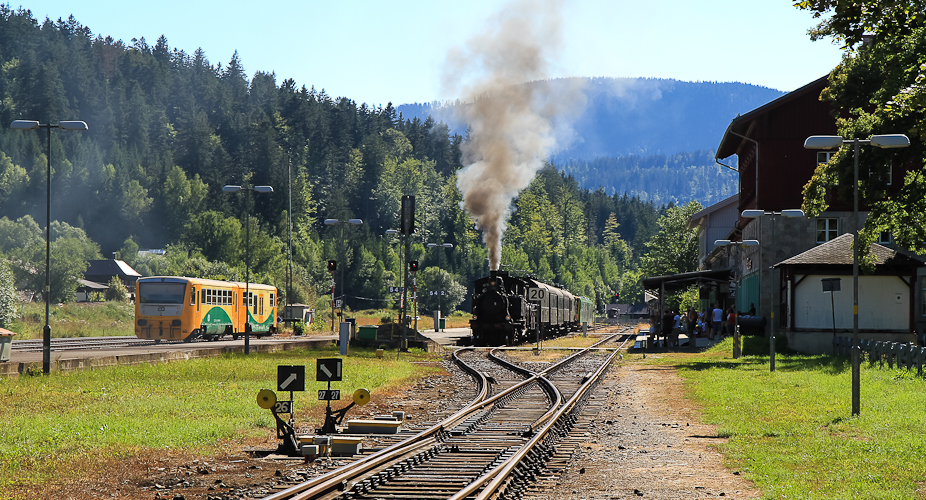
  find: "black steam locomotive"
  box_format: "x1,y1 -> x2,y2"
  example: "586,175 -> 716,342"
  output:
470,270 -> 594,346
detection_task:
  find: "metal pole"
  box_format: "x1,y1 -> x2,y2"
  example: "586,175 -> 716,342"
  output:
340,224 -> 345,316
244,187 -> 250,355
287,158 -> 292,324
852,138 -> 860,416
43,124 -> 51,375
734,244 -> 741,359
770,214 -> 776,372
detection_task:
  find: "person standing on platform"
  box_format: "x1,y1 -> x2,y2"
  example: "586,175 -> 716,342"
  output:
712,304 -> 724,340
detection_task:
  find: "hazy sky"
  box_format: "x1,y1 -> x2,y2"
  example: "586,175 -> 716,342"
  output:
18,0 -> 844,106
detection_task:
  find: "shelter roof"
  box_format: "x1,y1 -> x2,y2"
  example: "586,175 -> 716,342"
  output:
641,268 -> 732,295
76,279 -> 109,289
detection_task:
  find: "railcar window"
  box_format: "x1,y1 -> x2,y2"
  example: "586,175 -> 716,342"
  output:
270,293 -> 275,307
139,282 -> 186,304
190,287 -> 196,305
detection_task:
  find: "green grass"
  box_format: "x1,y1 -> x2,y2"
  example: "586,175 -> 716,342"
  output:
6,301 -> 135,339
0,346 -> 440,492
656,335 -> 926,499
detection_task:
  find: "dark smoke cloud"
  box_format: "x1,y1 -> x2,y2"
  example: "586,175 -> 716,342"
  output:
444,0 -> 584,270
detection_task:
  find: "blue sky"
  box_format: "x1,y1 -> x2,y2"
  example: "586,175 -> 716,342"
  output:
18,0 -> 844,106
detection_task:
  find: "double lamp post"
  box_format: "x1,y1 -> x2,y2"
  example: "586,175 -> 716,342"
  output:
804,133 -> 910,416
10,120 -> 88,375
222,183 -> 274,355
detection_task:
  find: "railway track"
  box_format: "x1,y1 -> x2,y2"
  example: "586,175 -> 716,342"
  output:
11,336 -> 157,352
263,329 -> 634,500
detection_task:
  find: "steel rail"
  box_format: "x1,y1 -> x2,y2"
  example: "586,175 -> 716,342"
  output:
262,347 -> 491,500
452,344 -> 622,500
446,335 -> 623,500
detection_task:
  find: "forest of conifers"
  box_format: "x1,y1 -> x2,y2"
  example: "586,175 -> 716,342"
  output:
0,7 -> 704,314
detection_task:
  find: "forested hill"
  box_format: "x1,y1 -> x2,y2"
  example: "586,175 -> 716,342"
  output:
0,8 -> 701,313
398,77 -> 785,160
400,78 -> 778,205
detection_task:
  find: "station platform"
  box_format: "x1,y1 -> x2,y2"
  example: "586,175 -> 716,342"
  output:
0,334 -> 336,377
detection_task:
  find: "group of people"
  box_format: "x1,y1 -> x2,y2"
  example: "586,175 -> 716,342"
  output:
648,302 -> 756,348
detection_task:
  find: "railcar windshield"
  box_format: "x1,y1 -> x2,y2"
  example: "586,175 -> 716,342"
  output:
138,282 -> 186,304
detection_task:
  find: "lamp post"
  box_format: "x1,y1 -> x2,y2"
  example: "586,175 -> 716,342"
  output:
324,218 -> 363,327
426,242 -> 454,331
223,184 -> 274,355
804,133 -> 910,416
740,208 -> 805,372
714,239 -> 759,359
10,119 -> 88,375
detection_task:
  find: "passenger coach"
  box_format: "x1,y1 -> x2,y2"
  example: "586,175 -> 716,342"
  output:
135,276 -> 277,342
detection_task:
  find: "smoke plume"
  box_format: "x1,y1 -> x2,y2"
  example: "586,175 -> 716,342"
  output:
445,0 -> 581,271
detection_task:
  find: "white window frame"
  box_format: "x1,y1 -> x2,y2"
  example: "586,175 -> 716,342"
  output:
816,218 -> 839,244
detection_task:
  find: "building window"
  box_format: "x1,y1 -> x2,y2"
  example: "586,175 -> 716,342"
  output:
878,231 -> 892,244
817,151 -> 837,185
816,218 -> 839,243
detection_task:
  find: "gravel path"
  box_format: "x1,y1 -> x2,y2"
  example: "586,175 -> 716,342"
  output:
528,355 -> 761,499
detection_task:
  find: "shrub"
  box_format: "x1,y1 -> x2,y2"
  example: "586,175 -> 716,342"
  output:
104,276 -> 129,302
292,320 -> 305,336
0,259 -> 17,327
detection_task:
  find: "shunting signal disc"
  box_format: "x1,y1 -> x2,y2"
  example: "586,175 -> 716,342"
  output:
256,389 -> 277,409
353,388 -> 371,406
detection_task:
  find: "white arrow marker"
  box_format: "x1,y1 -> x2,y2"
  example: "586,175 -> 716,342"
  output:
320,364 -> 332,379
280,373 -> 298,390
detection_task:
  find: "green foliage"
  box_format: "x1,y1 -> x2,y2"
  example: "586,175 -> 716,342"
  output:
416,266 -> 466,313
0,259 -> 17,327
796,2 -> 926,266
103,276 -> 128,303
639,201 -> 702,278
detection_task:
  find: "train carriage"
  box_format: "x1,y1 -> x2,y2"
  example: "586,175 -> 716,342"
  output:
135,276 -> 277,343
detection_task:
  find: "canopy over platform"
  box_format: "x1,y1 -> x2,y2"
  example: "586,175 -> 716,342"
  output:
641,269 -> 732,302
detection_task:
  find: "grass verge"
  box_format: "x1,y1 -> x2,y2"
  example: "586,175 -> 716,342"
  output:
0,345 -> 441,493
654,335 -> 926,499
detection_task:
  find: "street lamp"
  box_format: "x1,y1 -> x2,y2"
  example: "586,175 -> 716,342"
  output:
223,184 -> 274,354
426,242 -> 454,331
740,208 -> 805,372
10,119 -> 88,375
804,133 -> 910,416
324,219 -> 363,329
714,239 -> 759,359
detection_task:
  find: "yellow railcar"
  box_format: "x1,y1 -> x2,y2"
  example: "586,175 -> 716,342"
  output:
135,276 -> 278,342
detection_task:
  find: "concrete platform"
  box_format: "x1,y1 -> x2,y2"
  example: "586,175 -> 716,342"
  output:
0,334 -> 337,377
418,327 -> 473,346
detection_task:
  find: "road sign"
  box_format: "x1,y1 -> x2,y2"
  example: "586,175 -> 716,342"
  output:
277,365 -> 305,392
316,358 -> 343,382
527,288 -> 546,301
335,299 -> 342,308
318,389 -> 341,401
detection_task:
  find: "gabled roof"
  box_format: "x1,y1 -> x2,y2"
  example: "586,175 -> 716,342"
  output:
687,194 -> 738,230
776,233 -> 921,267
85,259 -> 141,278
716,76 -> 829,160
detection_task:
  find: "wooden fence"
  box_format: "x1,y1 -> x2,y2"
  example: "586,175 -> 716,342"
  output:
834,336 -> 926,375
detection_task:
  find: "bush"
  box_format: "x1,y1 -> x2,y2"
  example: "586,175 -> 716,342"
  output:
104,276 -> 129,302
0,259 -> 17,327
293,320 -> 305,336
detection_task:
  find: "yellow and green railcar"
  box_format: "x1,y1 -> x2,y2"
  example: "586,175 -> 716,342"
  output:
135,276 -> 277,342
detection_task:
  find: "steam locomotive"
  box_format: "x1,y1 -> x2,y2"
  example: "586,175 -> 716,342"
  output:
470,270 -> 594,346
